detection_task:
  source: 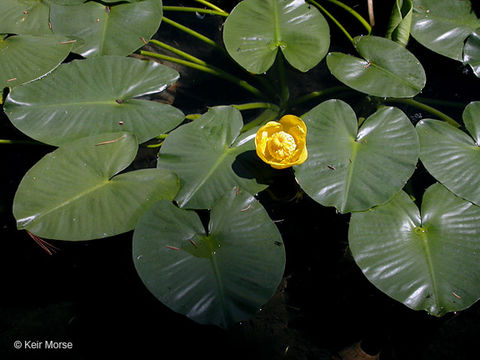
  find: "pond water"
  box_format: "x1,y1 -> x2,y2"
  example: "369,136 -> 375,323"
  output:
1,1 -> 480,359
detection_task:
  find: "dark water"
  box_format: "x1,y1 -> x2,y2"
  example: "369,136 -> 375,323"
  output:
1,1 -> 480,359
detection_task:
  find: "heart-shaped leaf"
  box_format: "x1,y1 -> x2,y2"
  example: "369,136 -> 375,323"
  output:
13,132 -> 179,241
4,55 -> 184,145
156,106 -> 270,209
417,103 -> 480,206
0,34 -> 73,89
327,35 -> 426,98
133,188 -> 285,328
411,0 -> 480,61
464,30 -> 480,78
0,0 -> 52,35
50,0 -> 162,57
386,0 -> 413,46
295,99 -> 419,213
349,183 -> 480,316
223,0 -> 330,74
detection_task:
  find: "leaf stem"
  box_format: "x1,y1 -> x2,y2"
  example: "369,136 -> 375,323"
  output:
149,39 -> 207,65
292,86 -> 355,106
0,139 -> 44,145
192,0 -> 229,15
139,50 -> 265,98
321,0 -> 372,34
161,16 -> 224,52
385,98 -> 461,128
232,102 -> 280,112
308,0 -> 354,44
163,6 -> 228,17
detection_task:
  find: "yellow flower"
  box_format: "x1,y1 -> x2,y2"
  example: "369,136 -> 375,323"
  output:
255,115 -> 308,169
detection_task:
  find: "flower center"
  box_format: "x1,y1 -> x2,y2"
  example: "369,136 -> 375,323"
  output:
267,131 -> 297,160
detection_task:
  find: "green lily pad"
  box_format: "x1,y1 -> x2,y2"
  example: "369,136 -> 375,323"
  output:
327,35 -> 426,98
386,0 -> 413,46
0,0 -> 52,35
223,0 -> 330,74
132,188 -> 285,328
349,183 -> 480,316
417,103 -> 480,206
464,30 -> 480,78
4,55 -> 184,145
13,132 -> 179,241
0,34 -> 73,89
295,100 -> 419,213
156,106 -> 270,209
50,0 -> 162,57
411,0 -> 480,61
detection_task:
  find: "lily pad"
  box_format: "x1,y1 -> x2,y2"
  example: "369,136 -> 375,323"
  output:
13,132 -> 180,241
411,0 -> 480,61
295,99 -> 418,213
223,0 -> 330,74
132,188 -> 285,328
156,106 -> 270,209
464,30 -> 480,78
50,0 -> 163,57
0,34 -> 73,89
349,183 -> 480,316
417,103 -> 480,206
4,55 -> 184,145
327,35 -> 426,98
0,0 -> 52,35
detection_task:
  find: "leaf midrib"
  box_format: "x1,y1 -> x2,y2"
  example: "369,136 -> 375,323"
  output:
418,229 -> 441,311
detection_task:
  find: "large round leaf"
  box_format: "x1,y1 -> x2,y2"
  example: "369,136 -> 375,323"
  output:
326,35 -> 426,98
411,0 -> 480,61
349,183 -> 480,316
0,34 -> 73,88
4,56 -> 184,145
156,106 -> 270,209
223,0 -> 330,74
133,188 -> 285,328
50,0 -> 162,57
417,104 -> 480,206
295,100 -> 419,213
0,0 -> 51,35
13,132 -> 179,241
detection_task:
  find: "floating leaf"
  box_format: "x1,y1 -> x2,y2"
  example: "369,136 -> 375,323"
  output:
0,34 -> 73,89
464,30 -> 480,78
50,0 -> 162,57
13,132 -> 179,240
156,106 -> 270,209
327,36 -> 426,98
133,188 -> 285,328
349,183 -> 480,316
223,0 -> 329,74
295,100 -> 418,213
411,0 -> 480,61
0,0 -> 52,35
5,56 -> 184,145
417,104 -> 480,206
386,0 -> 413,46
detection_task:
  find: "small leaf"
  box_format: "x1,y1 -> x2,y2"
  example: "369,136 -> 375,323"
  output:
156,106 -> 270,209
295,99 -> 418,213
133,188 -> 285,328
417,105 -> 480,206
349,183 -> 480,316
50,0 -> 163,57
386,0 -> 413,46
13,132 -> 180,240
411,0 -> 480,61
5,56 -> 184,145
464,30 -> 480,78
327,36 -> 426,98
223,0 -> 329,74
